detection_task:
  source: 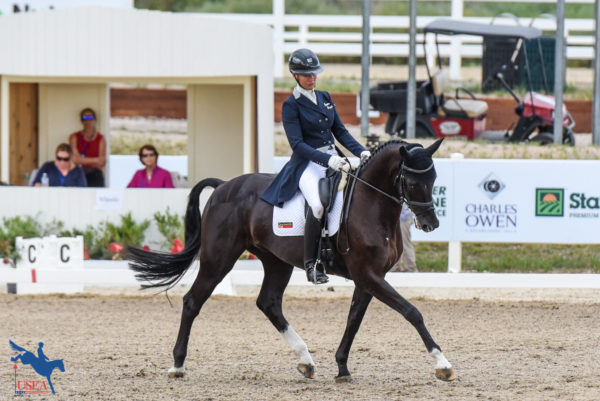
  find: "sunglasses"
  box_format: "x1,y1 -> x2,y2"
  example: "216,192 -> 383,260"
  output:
141,153 -> 156,158
81,115 -> 95,121
56,156 -> 71,162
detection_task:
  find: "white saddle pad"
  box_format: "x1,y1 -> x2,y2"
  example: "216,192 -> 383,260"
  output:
272,191 -> 344,236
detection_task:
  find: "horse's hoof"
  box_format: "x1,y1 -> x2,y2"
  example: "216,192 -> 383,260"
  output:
435,367 -> 456,382
297,363 -> 315,379
168,366 -> 185,378
335,374 -> 353,383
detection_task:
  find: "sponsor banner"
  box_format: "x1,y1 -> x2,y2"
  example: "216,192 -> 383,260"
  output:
413,159 -> 600,244
411,158 -> 452,242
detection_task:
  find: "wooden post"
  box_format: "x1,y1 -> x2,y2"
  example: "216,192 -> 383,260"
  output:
9,83 -> 38,185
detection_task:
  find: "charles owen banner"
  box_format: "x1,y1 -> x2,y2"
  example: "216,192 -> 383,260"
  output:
412,158 -> 600,244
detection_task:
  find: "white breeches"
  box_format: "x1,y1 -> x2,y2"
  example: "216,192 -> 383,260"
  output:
299,161 -> 327,219
299,149 -> 336,219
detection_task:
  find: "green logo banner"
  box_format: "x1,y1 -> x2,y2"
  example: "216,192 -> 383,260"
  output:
536,188 -> 564,217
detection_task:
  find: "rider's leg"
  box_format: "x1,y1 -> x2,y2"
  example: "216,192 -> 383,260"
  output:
299,162 -> 328,284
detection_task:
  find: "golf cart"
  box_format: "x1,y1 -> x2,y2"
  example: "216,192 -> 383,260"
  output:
369,19 -> 575,145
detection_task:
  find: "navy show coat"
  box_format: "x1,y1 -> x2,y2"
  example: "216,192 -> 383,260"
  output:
261,90 -> 366,207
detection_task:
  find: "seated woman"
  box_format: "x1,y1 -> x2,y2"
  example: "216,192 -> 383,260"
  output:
32,143 -> 87,187
127,144 -> 175,188
69,107 -> 106,187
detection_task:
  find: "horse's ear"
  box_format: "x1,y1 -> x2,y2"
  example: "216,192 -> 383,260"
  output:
426,138 -> 444,156
399,145 -> 410,159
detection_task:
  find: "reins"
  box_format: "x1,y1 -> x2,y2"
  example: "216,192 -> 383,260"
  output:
344,169 -> 402,205
344,161 -> 435,208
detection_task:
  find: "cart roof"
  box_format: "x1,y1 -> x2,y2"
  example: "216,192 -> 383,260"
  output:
424,19 -> 542,40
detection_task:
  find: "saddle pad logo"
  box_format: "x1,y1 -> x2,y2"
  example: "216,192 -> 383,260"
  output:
278,222 -> 293,229
536,188 -> 564,217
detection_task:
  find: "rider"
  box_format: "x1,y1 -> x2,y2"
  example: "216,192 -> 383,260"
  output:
261,48 -> 371,284
37,342 -> 49,362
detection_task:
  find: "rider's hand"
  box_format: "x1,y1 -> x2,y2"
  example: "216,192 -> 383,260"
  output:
328,155 -> 350,172
360,150 -> 371,162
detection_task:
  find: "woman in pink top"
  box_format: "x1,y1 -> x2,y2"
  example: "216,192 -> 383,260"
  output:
127,144 -> 175,188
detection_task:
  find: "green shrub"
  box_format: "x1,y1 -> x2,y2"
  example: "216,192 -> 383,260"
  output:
0,216 -> 42,264
154,207 -> 184,248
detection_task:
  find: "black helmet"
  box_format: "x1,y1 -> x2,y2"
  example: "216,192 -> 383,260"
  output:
288,48 -> 323,75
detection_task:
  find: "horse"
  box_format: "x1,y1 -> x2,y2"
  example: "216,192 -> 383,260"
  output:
10,343 -> 65,394
128,138 -> 456,383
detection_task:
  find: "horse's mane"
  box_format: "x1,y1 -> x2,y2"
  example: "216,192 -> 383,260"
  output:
357,139 -> 426,171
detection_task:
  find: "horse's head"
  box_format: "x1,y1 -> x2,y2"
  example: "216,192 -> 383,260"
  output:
54,359 -> 65,372
397,138 -> 443,232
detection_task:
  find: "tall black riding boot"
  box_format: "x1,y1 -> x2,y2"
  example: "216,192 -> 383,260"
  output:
304,209 -> 329,284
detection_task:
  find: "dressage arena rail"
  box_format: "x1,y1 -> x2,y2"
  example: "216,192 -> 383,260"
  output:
205,2 -> 597,78
1,155 -> 600,287
3,260 -> 600,296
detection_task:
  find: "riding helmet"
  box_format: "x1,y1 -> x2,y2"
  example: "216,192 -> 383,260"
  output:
288,48 -> 324,75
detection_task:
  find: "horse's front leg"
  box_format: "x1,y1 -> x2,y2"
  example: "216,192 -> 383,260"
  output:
359,275 -> 456,381
335,288 -> 373,382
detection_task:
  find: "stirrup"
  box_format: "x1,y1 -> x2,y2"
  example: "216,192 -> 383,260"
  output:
306,263 -> 329,285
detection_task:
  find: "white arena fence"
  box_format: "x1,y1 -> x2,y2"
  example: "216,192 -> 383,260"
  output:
1,156 -> 599,294
202,1 -> 597,79
3,260 -> 600,296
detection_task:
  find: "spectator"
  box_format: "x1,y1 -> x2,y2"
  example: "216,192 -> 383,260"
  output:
69,107 -> 106,187
127,144 -> 174,188
32,143 -> 87,187
391,204 -> 418,272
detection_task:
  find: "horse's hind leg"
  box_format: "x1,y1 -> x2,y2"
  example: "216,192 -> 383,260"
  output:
334,288 -> 373,382
169,246 -> 244,378
358,275 -> 455,381
254,252 -> 316,379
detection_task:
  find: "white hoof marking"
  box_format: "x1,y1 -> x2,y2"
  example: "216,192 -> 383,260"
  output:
429,348 -> 452,369
281,325 -> 315,367
168,366 -> 185,377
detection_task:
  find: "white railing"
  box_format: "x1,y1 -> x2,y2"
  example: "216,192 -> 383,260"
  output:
203,0 -> 596,79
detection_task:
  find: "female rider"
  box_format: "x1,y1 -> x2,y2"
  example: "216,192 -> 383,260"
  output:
261,48 -> 371,284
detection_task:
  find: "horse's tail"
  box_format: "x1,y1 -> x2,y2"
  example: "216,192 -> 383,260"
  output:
128,177 -> 224,290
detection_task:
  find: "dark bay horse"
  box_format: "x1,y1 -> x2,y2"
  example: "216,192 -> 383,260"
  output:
128,138 -> 455,382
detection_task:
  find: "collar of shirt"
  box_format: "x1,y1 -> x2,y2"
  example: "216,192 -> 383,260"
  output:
293,85 -> 317,105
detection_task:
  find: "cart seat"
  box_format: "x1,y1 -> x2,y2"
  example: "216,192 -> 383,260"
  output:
440,98 -> 488,118
432,69 -> 488,118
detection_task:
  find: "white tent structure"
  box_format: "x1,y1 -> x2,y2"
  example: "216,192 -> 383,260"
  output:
0,7 -> 274,185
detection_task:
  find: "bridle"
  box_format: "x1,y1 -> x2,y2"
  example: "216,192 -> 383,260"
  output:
338,159 -> 436,254
345,161 -> 435,210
